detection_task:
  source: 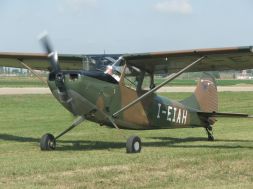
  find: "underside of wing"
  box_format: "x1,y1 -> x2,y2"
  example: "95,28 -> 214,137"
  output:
1,46 -> 253,73
0,52 -> 85,71
122,46 -> 253,74
0,52 -> 121,71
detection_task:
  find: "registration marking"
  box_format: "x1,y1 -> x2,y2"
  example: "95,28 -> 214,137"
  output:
157,103 -> 188,125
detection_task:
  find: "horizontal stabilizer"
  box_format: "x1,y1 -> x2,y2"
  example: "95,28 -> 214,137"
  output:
198,111 -> 253,118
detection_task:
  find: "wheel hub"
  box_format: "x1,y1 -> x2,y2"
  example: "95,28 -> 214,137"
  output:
133,141 -> 140,151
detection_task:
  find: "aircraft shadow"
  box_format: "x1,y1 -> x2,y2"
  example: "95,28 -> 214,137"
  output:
149,136 -> 253,144
0,133 -> 253,151
0,133 -> 38,143
145,136 -> 253,150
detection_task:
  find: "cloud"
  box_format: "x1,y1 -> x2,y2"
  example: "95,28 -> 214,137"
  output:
154,0 -> 192,15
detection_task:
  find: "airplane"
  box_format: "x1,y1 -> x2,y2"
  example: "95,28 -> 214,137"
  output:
0,35 -> 253,153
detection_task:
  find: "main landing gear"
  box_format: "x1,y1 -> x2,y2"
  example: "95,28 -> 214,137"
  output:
40,133 -> 56,150
40,116 -> 85,150
205,126 -> 214,141
126,136 -> 141,153
40,116 -> 142,153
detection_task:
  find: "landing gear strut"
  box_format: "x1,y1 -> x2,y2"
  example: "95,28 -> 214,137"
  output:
104,114 -> 142,153
40,116 -> 85,150
40,115 -> 143,153
205,126 -> 214,141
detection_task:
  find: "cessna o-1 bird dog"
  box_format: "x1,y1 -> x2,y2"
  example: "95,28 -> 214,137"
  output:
0,35 -> 253,153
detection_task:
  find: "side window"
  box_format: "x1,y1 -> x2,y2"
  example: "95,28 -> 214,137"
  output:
124,75 -> 137,90
121,65 -> 155,91
122,66 -> 140,90
141,75 -> 151,90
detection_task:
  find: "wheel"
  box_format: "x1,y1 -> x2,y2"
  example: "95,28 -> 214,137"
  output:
126,136 -> 141,153
40,133 -> 56,150
208,135 -> 214,141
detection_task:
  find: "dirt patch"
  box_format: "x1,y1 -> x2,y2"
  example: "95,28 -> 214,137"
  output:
1,86 -> 253,95
0,88 -> 50,95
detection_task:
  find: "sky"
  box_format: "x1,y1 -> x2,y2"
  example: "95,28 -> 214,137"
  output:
0,0 -> 253,54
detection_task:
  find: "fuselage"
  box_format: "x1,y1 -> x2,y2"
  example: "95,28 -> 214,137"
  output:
48,71 -> 206,130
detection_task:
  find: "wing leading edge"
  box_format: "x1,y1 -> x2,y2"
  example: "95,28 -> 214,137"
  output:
0,52 -> 121,71
0,52 -> 85,71
122,46 -> 253,74
1,46 -> 253,73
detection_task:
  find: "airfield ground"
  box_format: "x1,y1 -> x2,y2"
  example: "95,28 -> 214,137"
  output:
0,92 -> 253,188
1,86 -> 253,95
1,76 -> 253,87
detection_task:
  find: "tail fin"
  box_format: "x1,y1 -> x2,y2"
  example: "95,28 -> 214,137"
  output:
181,73 -> 218,112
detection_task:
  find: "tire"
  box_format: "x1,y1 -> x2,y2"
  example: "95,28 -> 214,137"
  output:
40,133 -> 56,151
126,136 -> 141,153
208,135 -> 214,141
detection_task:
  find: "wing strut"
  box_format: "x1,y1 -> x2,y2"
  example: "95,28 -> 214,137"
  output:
18,59 -> 47,85
113,56 -> 206,118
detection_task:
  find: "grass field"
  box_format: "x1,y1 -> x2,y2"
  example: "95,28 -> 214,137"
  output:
157,78 -> 253,86
0,77 -> 47,87
1,76 -> 253,87
0,92 -> 253,188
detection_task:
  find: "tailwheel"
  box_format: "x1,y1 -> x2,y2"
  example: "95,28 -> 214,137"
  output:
40,133 -> 56,150
126,136 -> 141,153
208,135 -> 214,141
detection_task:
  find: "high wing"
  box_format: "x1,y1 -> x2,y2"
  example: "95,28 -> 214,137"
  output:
0,52 -> 121,71
122,46 -> 253,74
1,46 -> 253,73
0,52 -> 83,70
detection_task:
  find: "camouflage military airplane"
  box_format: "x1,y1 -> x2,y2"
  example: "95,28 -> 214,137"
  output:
0,35 -> 253,153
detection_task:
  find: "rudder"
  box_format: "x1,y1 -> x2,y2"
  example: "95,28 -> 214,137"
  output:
181,73 -> 218,112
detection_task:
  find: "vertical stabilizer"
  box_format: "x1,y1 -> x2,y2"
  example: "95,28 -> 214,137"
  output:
181,73 -> 218,112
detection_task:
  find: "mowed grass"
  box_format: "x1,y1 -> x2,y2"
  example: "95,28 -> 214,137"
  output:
0,77 -> 47,87
0,93 -> 253,189
1,76 -> 253,87
158,79 -> 253,86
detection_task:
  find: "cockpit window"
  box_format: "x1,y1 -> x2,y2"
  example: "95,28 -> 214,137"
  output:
105,57 -> 155,91
105,57 -> 125,81
82,55 -> 121,71
124,73 -> 138,90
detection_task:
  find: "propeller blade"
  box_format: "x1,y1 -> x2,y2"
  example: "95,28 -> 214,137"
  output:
39,33 -> 54,54
39,32 -> 61,73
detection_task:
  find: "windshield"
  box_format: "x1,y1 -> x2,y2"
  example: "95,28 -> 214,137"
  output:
104,57 -> 124,81
104,57 -> 155,90
82,55 -> 121,71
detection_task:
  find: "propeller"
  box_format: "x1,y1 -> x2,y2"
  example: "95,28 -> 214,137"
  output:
39,32 -> 66,95
39,32 -> 61,74
38,32 -> 82,116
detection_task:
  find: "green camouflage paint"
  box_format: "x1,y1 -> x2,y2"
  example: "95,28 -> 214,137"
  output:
48,72 -> 215,130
